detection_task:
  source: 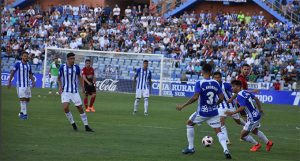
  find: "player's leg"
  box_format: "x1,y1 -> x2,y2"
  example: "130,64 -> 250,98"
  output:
49,76 -> 54,94
209,116 -> 231,159
84,93 -> 90,112
182,112 -> 200,154
241,121 -> 261,151
218,108 -> 230,144
61,92 -> 77,130
73,93 -> 94,132
89,92 -> 96,112
17,87 -> 31,119
143,89 -> 149,116
252,127 -> 274,151
133,89 -> 141,114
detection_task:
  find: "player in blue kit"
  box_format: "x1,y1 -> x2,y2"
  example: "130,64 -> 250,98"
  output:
133,60 -> 152,116
213,71 -> 246,144
176,64 -> 232,159
226,80 -> 273,152
8,52 -> 36,120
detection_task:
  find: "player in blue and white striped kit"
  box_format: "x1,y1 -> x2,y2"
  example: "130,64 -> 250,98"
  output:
133,60 -> 152,116
8,52 -> 36,120
226,80 -> 273,152
213,71 -> 246,144
58,52 -> 94,132
176,64 -> 232,159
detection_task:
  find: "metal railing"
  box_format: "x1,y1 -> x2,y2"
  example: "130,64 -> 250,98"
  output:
262,0 -> 299,24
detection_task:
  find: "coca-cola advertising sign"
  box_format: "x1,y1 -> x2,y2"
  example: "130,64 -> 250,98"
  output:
96,79 -> 118,91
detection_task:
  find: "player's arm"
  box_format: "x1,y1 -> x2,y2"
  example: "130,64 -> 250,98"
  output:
48,64 -> 52,78
247,89 -> 259,93
29,66 -> 35,88
216,93 -> 224,105
8,69 -> 16,88
253,94 -> 263,114
57,66 -> 63,94
226,106 -> 246,116
176,92 -> 200,111
82,74 -> 92,85
8,63 -> 19,88
148,71 -> 152,94
133,69 -> 139,91
227,93 -> 237,103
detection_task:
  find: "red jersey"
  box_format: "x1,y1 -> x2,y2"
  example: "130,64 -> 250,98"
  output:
273,82 -> 280,90
237,74 -> 248,90
82,67 -> 95,82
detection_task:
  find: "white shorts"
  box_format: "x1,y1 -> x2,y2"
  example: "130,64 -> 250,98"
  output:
136,89 -> 149,98
17,87 -> 32,98
189,112 -> 221,128
61,92 -> 82,106
50,76 -> 58,83
243,120 -> 261,132
218,108 -> 240,119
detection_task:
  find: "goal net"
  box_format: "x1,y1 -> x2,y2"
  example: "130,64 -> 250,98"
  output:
43,48 -> 175,96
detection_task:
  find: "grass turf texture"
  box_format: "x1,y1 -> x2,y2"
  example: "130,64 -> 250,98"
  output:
1,87 -> 300,161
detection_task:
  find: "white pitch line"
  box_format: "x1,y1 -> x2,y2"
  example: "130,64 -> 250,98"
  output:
9,117 -> 300,141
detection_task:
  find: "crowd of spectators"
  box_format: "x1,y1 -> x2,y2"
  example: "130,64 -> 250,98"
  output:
1,3 -> 299,91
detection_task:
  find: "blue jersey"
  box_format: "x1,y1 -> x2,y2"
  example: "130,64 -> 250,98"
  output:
195,79 -> 222,117
59,64 -> 81,93
13,61 -> 32,88
237,90 -> 261,122
218,82 -> 235,109
135,68 -> 152,90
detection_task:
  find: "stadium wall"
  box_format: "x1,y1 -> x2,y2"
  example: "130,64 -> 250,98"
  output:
185,1 -> 276,21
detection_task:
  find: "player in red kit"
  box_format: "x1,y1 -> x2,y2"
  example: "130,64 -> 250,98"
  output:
82,59 -> 97,112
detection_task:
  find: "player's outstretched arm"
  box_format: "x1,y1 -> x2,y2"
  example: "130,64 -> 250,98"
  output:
176,92 -> 200,111
226,106 -> 245,116
8,70 -> 16,88
227,93 -> 237,103
254,97 -> 263,114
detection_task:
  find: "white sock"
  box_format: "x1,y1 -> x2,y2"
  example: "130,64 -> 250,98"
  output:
187,125 -> 194,149
65,112 -> 75,124
243,135 -> 258,145
257,131 -> 269,144
239,118 -> 246,126
144,98 -> 148,113
221,126 -> 229,141
134,99 -> 140,112
20,101 -> 27,114
80,113 -> 88,126
217,132 -> 229,152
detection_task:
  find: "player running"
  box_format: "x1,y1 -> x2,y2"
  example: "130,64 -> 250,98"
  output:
226,80 -> 273,152
133,60 -> 152,116
48,57 -> 60,94
8,52 -> 36,120
82,59 -> 97,112
213,71 -> 246,144
58,52 -> 94,132
176,64 -> 232,159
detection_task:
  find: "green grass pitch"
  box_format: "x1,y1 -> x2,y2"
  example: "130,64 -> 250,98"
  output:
1,87 -> 300,161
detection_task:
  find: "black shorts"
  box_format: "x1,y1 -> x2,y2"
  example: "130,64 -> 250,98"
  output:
84,84 -> 96,95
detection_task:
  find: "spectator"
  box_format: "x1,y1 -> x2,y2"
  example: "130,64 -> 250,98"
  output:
186,62 -> 194,76
273,79 -> 281,90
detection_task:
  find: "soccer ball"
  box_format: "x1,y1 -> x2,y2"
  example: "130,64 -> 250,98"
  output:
202,136 -> 213,147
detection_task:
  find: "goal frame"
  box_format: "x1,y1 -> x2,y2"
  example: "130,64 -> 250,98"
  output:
43,47 -> 165,96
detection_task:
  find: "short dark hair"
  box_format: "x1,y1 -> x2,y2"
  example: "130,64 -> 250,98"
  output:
231,80 -> 242,86
22,51 -> 29,55
67,52 -> 75,58
213,71 -> 222,77
85,59 -> 91,62
242,63 -> 251,68
202,64 -> 212,73
143,60 -> 149,63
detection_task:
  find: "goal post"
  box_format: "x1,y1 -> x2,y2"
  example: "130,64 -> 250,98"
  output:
43,47 -> 175,96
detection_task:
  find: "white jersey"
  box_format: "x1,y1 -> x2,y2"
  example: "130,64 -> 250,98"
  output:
59,64 -> 81,93
135,68 -> 152,90
13,61 -> 32,87
218,82 -> 235,109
